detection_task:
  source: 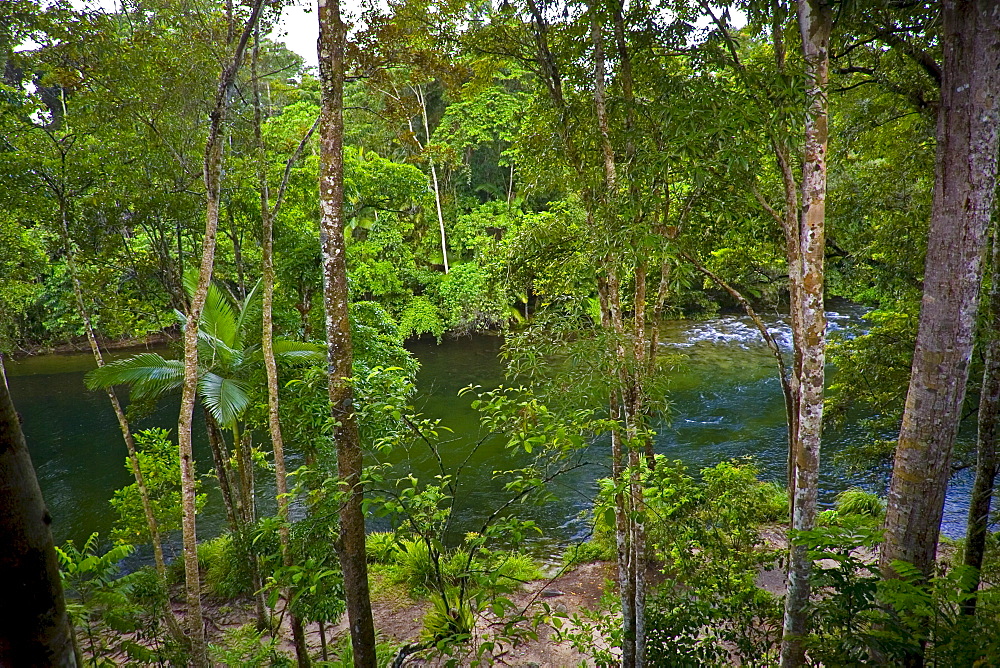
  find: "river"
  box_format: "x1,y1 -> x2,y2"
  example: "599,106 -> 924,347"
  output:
5,305 -> 977,559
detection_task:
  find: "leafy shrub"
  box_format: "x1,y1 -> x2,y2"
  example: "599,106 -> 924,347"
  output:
421,591 -> 475,643
398,295 -> 445,340
366,531 -> 399,564
321,633 -> 399,667
636,460 -> 782,664
196,533 -> 257,599
208,624 -> 292,667
110,428 -> 206,545
439,262 -> 506,334
800,524 -> 1000,665
389,539 -> 469,594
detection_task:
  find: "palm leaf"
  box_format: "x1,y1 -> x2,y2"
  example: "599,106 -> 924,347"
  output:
199,282 -> 239,349
198,372 -> 251,427
85,354 -> 184,401
182,270 -> 239,349
273,339 -> 325,363
234,279 -> 263,349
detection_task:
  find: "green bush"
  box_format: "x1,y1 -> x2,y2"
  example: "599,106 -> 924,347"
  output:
421,591 -> 475,643
389,539 -> 468,594
199,534 -> 257,599
365,531 -> 399,564
208,624 -> 292,667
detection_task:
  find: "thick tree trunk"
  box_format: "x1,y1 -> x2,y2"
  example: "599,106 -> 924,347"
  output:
0,358 -> 78,667
318,1 -> 378,664
178,4 -> 265,663
881,0 -> 1000,580
780,3 -> 831,667
963,230 -> 1000,615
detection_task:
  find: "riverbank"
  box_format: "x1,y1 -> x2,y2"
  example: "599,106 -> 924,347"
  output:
11,331 -> 178,357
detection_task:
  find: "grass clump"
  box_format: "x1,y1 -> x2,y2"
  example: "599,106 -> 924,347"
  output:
835,488 -> 885,519
562,540 -> 612,568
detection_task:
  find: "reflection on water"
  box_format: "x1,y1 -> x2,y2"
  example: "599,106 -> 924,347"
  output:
6,305 -> 973,559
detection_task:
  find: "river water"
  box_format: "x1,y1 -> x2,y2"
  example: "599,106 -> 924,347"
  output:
6,305 -> 976,557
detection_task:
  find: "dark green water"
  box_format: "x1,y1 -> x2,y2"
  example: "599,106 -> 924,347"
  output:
5,309 -> 976,557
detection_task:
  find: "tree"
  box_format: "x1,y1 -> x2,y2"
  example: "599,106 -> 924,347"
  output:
881,0 -> 1000,584
254,24 -> 317,666
0,356 -> 78,667
176,2 -> 265,661
318,0 -> 378,664
780,1 -> 831,666
963,229 -> 1000,613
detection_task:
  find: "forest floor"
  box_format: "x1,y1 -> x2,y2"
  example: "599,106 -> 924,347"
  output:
197,560 -> 614,666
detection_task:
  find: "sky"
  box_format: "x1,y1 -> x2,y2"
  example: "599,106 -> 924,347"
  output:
270,1 -> 320,70
64,1 -> 325,69
66,1 -> 737,74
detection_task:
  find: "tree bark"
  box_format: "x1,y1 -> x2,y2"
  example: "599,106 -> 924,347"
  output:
177,3 -> 265,663
963,229 -> 1000,615
0,357 -> 78,667
780,3 -> 831,666
881,0 -> 1000,580
318,0 -> 378,664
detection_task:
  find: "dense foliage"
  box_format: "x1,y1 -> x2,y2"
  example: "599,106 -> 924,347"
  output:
3,0 -> 1000,665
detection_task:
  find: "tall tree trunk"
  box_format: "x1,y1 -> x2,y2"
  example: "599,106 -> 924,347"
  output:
178,4 -> 264,663
58,205 -> 184,645
415,84 -> 449,274
318,1 -> 378,664
780,3 -> 831,666
881,0 -> 1000,582
591,7 -> 646,663
204,409 -> 240,532
254,26 -> 311,666
963,229 -> 1000,615
0,357 -> 78,667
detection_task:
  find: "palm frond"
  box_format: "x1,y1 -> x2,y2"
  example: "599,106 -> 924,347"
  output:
200,282 -> 239,349
234,279 -> 263,348
198,372 -> 251,427
273,339 -> 325,363
84,354 -> 184,401
196,330 -> 242,370
182,270 -> 239,348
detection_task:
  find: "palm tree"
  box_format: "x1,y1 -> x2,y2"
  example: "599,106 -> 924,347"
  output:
86,276 -> 322,530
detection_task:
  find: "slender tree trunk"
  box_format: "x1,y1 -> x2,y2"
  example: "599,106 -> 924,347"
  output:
254,27 -> 311,665
963,229 -> 1000,615
881,0 -> 1000,581
58,211 -> 184,644
178,4 -> 264,663
318,1 -> 378,664
780,3 -> 831,666
415,85 -> 449,274
591,7 -> 646,663
0,357 -> 78,667
204,409 -> 240,532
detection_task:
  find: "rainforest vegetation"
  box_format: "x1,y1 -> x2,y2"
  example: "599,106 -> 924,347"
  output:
1,0 -> 999,665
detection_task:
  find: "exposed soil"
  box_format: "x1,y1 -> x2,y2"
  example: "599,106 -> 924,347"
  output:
192,561 -> 614,666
